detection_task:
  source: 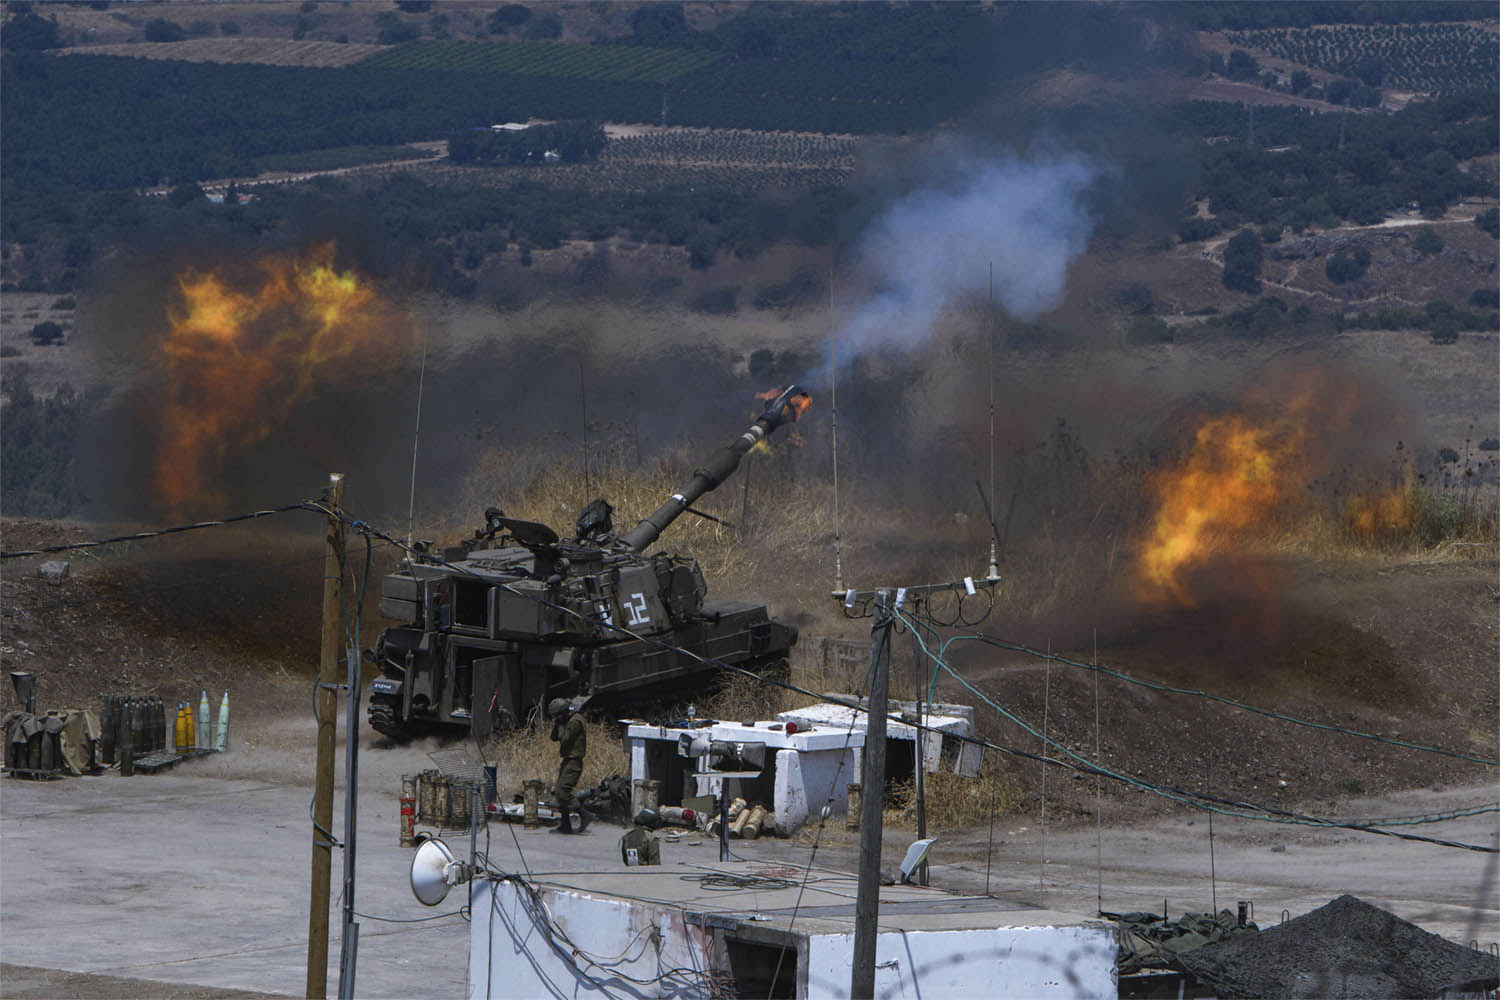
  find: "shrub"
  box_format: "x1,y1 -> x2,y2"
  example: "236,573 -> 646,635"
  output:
29,320 -> 64,345
0,369 -> 84,517
1475,208 -> 1500,239
1411,226 -> 1444,258
1222,227 -> 1263,294
143,18 -> 187,43
1412,486 -> 1468,545
1127,315 -> 1172,344
686,232 -> 716,270
168,182 -> 205,208
487,4 -> 532,33
2,11 -> 60,50
1325,251 -> 1367,283
220,20 -> 241,35
51,296 -> 75,310
690,285 -> 739,315
1225,48 -> 1259,80
747,348 -> 775,378
522,12 -> 561,40
1468,288 -> 1499,309
1113,282 -> 1155,315
375,12 -> 421,44
1479,438 -> 1499,452
1429,318 -> 1460,344
1178,216 -> 1220,243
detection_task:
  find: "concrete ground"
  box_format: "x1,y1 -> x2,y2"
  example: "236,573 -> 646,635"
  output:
3,749 -> 1496,999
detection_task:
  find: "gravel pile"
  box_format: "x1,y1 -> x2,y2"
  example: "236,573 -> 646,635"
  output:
1178,894 -> 1500,999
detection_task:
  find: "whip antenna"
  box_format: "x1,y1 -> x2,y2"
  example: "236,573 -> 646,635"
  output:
986,262 -> 999,581
406,327 -> 428,549
830,267 -> 844,594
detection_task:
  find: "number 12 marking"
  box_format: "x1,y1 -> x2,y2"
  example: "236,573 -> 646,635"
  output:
622,592 -> 651,626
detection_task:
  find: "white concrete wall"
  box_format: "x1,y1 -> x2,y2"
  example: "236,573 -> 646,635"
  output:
802,925 -> 1117,999
472,880 -> 1115,1000
773,746 -> 859,835
630,725 -> 862,834
776,704 -> 979,777
469,880 -> 713,999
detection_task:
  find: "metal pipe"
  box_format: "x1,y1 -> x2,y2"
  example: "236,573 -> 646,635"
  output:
620,385 -> 808,553
337,645 -> 362,1000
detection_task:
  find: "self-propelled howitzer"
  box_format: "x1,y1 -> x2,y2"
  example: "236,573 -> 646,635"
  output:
367,386 -> 809,741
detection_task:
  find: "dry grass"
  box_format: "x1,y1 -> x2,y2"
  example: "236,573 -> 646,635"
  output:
882,765 -> 1026,831
482,717 -> 628,797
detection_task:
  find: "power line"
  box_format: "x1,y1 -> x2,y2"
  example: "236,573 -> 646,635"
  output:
895,608 -> 1497,853
922,630 -> 1499,768
0,500 -> 321,559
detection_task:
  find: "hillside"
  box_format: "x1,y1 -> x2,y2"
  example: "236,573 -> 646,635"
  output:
2,0 -> 1497,856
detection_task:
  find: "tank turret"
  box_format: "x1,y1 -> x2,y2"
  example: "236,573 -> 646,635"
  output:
368,386 -> 810,741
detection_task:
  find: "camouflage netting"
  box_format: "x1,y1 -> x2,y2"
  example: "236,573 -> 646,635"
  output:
1105,908 -> 1260,975
1177,894 -> 1500,999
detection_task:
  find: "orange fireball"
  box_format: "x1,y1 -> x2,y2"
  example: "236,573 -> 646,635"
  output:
1135,413 -> 1306,606
153,244 -> 412,513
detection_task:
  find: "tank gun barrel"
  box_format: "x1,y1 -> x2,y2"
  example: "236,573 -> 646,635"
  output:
620,385 -> 810,553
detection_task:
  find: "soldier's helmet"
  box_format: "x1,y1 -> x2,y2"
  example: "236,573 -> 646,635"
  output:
548,698 -> 570,718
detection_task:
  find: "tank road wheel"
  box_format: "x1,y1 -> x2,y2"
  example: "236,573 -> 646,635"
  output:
368,694 -> 418,743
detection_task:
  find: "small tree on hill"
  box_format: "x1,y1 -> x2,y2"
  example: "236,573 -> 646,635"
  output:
1411,227 -> 1444,258
143,18 -> 187,42
1222,227 -> 1263,294
30,320 -> 65,345
1326,250 -> 1367,284
1474,209 -> 1499,239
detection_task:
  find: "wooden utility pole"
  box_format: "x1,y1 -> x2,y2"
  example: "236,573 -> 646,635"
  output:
307,472 -> 344,999
851,589 -> 893,999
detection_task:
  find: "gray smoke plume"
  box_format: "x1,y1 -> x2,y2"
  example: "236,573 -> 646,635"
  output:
840,145 -> 1102,355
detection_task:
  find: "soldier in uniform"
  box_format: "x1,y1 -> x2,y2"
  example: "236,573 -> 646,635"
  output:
548,698 -> 592,833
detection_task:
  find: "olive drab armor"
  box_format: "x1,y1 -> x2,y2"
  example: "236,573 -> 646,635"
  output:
367,387 -> 809,741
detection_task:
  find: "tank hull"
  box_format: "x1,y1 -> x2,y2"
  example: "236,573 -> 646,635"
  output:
368,599 -> 795,741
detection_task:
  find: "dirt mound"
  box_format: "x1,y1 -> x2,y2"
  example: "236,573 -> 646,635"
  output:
1179,894 -> 1500,999
947,554 -> 1498,824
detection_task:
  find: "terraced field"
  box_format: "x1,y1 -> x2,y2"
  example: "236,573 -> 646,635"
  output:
59,37 -> 383,68
415,125 -> 862,195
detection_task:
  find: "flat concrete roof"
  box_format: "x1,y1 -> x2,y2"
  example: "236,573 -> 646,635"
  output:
514,858 -> 1100,940
625,719 -> 865,751
777,701 -> 971,740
